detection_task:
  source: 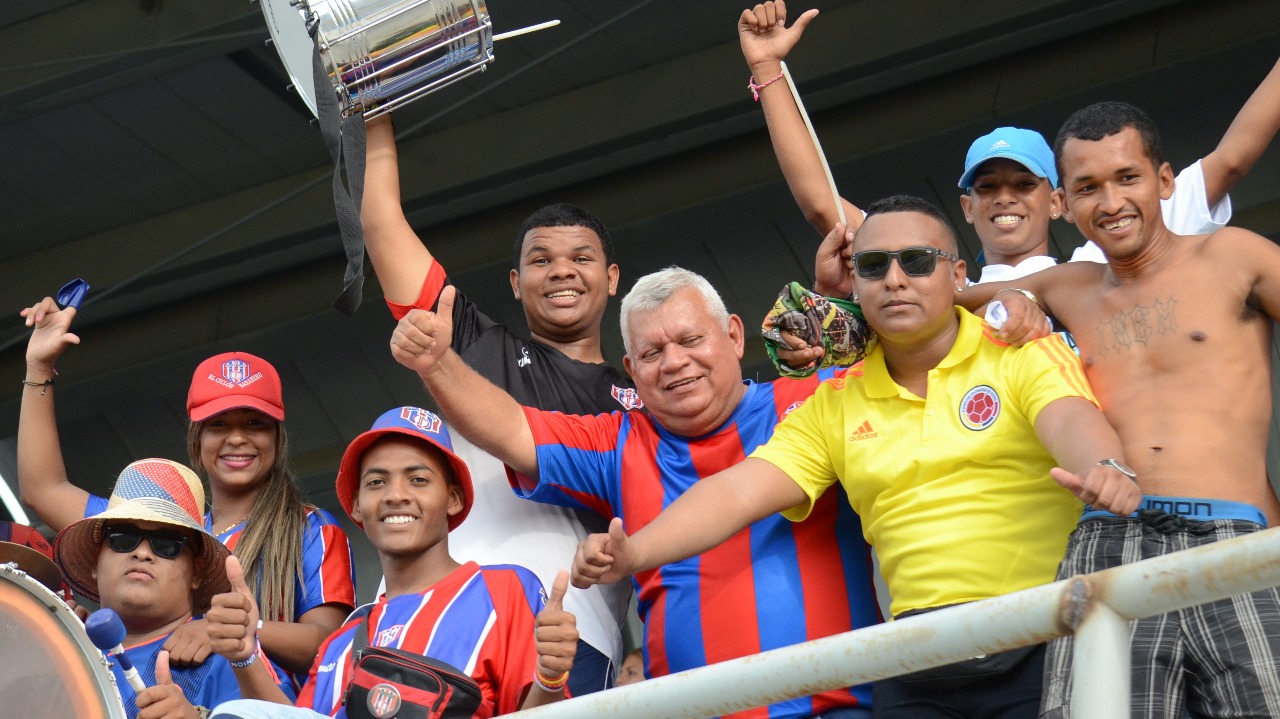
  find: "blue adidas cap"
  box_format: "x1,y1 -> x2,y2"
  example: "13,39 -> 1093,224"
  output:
957,127 -> 1058,190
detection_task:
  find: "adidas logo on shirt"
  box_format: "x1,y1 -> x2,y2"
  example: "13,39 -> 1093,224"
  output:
849,420 -> 879,441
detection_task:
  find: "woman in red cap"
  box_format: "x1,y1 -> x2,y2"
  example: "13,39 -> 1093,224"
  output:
18,297 -> 355,679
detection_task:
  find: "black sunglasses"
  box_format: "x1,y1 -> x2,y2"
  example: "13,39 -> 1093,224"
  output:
853,246 -> 961,279
104,524 -> 192,560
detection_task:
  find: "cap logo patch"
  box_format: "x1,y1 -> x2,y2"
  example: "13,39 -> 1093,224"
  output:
990,139 -> 1011,150
611,385 -> 644,411
212,359 -> 264,389
400,407 -> 442,433
960,385 -> 1001,431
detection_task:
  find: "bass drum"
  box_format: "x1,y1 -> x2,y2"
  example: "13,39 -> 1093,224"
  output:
0,563 -> 126,718
260,0 -> 494,119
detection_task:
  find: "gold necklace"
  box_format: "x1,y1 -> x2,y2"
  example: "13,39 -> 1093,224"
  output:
213,515 -> 248,535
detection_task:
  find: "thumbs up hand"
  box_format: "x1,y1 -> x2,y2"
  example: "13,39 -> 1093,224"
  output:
571,517 -> 637,588
391,285 -> 457,377
206,556 -> 262,663
533,571 -> 578,686
135,651 -> 199,719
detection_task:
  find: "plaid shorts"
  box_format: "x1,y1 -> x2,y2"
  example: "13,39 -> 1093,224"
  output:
1040,515 -> 1280,718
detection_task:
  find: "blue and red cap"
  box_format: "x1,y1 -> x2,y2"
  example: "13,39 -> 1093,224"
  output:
335,407 -> 474,531
957,127 -> 1058,190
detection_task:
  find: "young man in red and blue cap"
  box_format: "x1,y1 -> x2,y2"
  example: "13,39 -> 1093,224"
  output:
205,407 -> 579,719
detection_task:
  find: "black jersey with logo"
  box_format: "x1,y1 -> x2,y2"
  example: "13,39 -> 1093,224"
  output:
445,285 -> 640,415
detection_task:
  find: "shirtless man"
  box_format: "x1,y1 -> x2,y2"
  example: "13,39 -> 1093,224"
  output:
959,101 -> 1280,718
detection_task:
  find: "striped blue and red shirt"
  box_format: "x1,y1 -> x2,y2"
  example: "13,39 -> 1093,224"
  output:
297,562 -> 545,718
210,508 -> 356,620
507,373 -> 880,718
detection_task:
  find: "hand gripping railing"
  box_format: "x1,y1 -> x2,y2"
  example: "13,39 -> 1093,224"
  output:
508,525 -> 1280,719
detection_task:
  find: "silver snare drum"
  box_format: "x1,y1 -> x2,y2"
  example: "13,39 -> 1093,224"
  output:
0,564 -> 126,718
260,0 -> 493,119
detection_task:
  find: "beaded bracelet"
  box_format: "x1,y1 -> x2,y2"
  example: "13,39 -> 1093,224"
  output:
748,71 -> 785,101
533,668 -> 569,693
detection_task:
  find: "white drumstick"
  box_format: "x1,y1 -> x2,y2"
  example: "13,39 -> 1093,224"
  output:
493,19 -> 561,43
780,61 -> 846,228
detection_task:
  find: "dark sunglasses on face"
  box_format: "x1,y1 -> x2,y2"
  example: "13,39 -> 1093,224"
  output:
853,246 -> 961,279
104,524 -> 191,560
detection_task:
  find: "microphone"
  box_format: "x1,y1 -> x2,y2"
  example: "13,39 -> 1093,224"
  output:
86,608 -> 146,693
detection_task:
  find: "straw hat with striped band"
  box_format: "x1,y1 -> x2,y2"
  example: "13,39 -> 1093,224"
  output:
53,459 -> 231,615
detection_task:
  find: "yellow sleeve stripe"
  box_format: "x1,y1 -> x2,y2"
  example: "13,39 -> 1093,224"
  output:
1033,337 -> 1098,405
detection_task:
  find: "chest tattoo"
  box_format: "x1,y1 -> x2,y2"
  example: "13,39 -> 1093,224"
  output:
1094,297 -> 1176,356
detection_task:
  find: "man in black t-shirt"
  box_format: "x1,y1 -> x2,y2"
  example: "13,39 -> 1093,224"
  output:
360,114 -> 636,695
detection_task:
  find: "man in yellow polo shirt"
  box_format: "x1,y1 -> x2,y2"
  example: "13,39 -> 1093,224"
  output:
569,195 -> 1141,719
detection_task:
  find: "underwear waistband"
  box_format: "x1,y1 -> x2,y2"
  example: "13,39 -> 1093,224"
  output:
1080,495 -> 1266,528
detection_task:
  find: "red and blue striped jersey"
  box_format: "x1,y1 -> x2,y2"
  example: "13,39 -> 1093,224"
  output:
297,561 -> 545,718
507,373 -> 880,718
211,508 -> 357,619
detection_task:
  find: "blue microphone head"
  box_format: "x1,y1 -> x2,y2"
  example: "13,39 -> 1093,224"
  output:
85,608 -> 127,650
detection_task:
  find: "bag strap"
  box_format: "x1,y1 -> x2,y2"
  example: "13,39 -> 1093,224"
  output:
351,607 -> 373,658
309,16 -> 367,316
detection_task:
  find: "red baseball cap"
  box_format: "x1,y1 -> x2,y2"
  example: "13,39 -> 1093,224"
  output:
186,352 -> 285,422
335,407 -> 474,531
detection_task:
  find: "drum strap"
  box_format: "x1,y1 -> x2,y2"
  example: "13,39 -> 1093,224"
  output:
311,31 -> 368,316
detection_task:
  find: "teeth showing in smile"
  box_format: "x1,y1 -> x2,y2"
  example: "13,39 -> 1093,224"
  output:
667,377 -> 698,390
382,515 -> 418,525
993,215 -> 1021,226
1103,217 -> 1134,230
547,290 -> 580,299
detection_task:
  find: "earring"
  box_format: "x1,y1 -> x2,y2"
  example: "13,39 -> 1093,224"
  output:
851,294 -> 859,302
1051,211 -> 1059,219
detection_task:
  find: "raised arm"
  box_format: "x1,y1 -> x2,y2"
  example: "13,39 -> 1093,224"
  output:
1034,396 -> 1141,516
390,286 -> 538,475
571,457 -> 805,587
362,114 -> 437,306
1200,56 -> 1280,208
740,1 -> 862,236
16,297 -> 89,531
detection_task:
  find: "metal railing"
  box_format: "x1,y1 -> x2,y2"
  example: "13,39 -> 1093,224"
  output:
508,526 -> 1280,719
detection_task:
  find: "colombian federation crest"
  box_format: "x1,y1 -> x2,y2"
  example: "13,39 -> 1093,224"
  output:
400,407 -> 443,433
611,385 -> 644,411
959,385 -> 1001,431
366,683 -> 402,719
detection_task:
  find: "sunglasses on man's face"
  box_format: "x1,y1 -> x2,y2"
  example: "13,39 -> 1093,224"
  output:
852,246 -> 961,279
104,524 -> 191,560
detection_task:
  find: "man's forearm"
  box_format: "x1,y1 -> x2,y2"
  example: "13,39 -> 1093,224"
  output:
419,350 -> 538,476
630,458 -> 803,572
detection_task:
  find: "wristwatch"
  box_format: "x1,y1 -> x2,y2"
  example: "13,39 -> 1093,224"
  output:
1097,458 -> 1137,481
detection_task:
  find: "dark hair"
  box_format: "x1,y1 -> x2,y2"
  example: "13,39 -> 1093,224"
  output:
513,203 -> 614,268
862,194 -> 960,252
1053,101 -> 1163,179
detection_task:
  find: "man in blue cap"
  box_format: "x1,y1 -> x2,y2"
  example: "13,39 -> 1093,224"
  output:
737,1 -> 1280,321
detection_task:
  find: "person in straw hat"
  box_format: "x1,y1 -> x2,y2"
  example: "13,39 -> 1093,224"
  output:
54,458 -> 296,719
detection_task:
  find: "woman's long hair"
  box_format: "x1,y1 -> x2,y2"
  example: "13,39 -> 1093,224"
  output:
187,420 -> 312,622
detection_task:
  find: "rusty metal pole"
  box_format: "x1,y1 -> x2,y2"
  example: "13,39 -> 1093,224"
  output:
1071,594 -> 1130,718
506,527 -> 1280,719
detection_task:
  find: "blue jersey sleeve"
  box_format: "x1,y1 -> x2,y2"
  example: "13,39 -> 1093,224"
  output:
504,406 -> 625,518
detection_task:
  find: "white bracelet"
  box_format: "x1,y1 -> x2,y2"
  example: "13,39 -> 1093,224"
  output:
228,620 -> 265,669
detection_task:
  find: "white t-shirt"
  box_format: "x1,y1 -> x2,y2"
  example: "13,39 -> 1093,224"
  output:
1069,160 -> 1232,263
